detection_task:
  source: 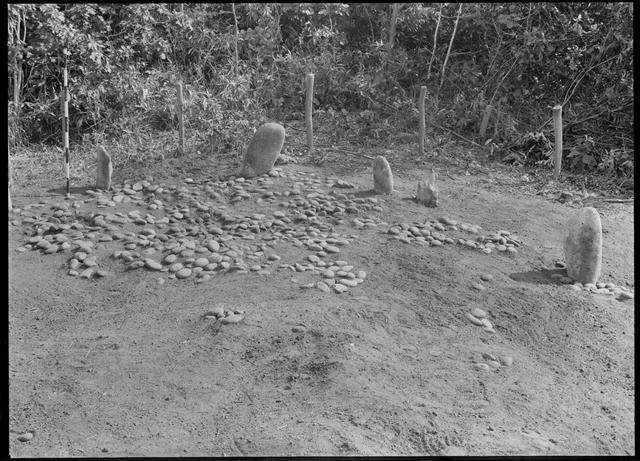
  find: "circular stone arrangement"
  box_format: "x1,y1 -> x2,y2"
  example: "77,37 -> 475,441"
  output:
10,167 -> 633,303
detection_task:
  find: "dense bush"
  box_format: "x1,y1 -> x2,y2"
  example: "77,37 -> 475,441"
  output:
7,3 -> 633,177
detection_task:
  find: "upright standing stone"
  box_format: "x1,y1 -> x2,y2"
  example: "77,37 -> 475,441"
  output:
417,168 -> 439,207
96,146 -> 113,190
373,155 -> 393,194
240,123 -> 285,177
563,207 -> 602,284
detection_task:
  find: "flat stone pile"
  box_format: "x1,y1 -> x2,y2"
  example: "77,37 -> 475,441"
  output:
386,216 -> 522,254
10,169 -> 378,294
10,167 -> 632,303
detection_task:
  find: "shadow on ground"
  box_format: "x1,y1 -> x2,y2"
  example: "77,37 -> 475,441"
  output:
509,268 -> 567,285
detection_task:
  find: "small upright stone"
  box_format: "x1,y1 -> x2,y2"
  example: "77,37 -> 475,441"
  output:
563,207 -> 602,285
372,156 -> 393,194
96,146 -> 113,191
416,168 -> 439,207
240,123 -> 286,177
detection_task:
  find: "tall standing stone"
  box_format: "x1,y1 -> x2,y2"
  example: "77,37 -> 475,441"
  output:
563,207 -> 602,284
373,155 -> 393,194
96,146 -> 113,190
240,123 -> 285,177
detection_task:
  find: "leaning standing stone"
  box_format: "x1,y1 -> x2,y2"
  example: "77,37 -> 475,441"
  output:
563,207 -> 602,285
240,123 -> 285,177
96,146 -> 113,190
373,156 -> 393,194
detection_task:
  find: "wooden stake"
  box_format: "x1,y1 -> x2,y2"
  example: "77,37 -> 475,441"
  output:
553,104 -> 563,179
176,82 -> 185,155
479,104 -> 493,140
305,73 -> 314,155
8,142 -> 12,212
62,54 -> 70,197
418,86 -> 427,156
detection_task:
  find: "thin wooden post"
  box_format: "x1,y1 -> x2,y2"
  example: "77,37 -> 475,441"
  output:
479,104 -> 493,140
553,104 -> 563,179
62,52 -> 70,197
418,86 -> 427,156
305,73 -> 314,155
176,82 -> 185,155
8,142 -> 12,212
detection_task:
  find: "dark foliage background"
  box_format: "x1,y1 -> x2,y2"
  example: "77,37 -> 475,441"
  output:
7,3 -> 634,179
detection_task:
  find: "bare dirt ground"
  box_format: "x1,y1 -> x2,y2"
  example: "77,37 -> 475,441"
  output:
8,143 -> 635,457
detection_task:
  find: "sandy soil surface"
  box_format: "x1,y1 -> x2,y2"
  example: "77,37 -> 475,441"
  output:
8,146 -> 634,457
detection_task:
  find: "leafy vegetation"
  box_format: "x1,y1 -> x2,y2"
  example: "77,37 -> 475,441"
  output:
7,3 -> 634,183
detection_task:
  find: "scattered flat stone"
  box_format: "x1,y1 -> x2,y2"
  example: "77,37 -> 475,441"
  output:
144,258 -> 162,270
471,307 -> 487,319
617,291 -> 634,301
17,432 -> 34,442
465,312 -> 484,326
80,268 -> 95,279
474,363 -> 491,372
340,278 -> 359,287
220,313 -> 244,324
316,281 -> 331,293
472,282 -> 485,291
333,283 -> 348,293
175,268 -> 192,279
499,356 -> 514,366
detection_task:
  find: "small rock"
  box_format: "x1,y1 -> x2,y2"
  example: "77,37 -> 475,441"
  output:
474,363 -> 491,372
617,291 -> 634,301
80,268 -> 95,279
333,283 -> 348,293
316,281 -> 331,293
480,274 -> 494,282
499,356 -> 514,366
471,307 -> 488,319
175,268 -> 192,279
292,325 -> 307,333
17,432 -> 34,442
472,282 -> 485,291
465,312 -> 484,326
144,258 -> 163,271
220,313 -> 243,324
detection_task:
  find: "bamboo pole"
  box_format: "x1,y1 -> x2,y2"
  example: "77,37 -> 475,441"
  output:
553,104 -> 563,179
62,52 -> 70,197
418,86 -> 427,156
176,82 -> 185,155
305,73 -> 314,155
